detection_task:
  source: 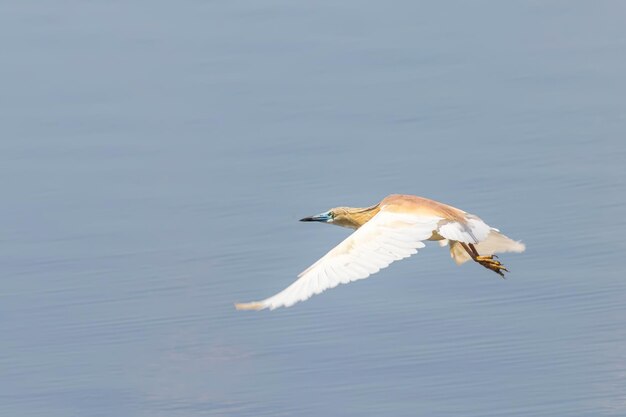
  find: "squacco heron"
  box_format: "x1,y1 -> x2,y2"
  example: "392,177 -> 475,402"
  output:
235,194 -> 525,311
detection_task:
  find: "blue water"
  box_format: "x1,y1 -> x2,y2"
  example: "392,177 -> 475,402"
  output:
2,1 -> 626,416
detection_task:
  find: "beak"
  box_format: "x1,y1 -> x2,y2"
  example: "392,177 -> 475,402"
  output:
300,212 -> 331,222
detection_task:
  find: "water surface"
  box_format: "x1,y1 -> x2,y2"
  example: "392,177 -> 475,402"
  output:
2,1 -> 626,416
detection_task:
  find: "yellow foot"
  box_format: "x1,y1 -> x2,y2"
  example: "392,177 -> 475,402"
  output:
475,255 -> 508,278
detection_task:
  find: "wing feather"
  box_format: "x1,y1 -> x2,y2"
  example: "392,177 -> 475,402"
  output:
235,210 -> 441,310
437,214 -> 491,244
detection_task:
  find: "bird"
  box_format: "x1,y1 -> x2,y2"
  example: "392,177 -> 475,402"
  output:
235,194 -> 525,311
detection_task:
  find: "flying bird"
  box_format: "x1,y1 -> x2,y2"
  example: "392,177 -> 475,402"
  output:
235,194 -> 525,311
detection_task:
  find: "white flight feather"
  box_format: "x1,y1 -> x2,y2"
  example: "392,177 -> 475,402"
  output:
437,214 -> 491,244
239,210 -> 441,310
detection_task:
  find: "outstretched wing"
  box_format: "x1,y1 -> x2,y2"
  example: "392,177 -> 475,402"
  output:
437,214 -> 491,244
235,210 -> 441,310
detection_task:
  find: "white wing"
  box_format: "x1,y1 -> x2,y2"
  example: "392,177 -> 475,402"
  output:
437,214 -> 491,244
235,210 -> 441,310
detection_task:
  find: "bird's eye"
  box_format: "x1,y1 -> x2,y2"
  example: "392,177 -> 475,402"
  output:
328,211 -> 334,218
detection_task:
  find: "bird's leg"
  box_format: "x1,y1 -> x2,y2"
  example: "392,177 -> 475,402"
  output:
460,243 -> 508,278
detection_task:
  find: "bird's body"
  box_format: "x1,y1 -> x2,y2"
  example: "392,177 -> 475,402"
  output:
235,194 -> 525,311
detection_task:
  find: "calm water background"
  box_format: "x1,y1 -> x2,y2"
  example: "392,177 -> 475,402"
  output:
2,1 -> 626,416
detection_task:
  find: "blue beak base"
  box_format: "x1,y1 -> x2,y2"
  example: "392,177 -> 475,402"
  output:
300,212 -> 331,222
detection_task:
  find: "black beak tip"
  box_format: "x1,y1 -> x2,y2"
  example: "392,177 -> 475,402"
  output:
300,216 -> 314,222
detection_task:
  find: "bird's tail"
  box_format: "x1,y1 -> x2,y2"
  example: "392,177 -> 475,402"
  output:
448,229 -> 526,265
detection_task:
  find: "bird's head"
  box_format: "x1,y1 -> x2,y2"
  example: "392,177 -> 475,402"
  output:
300,206 -> 379,229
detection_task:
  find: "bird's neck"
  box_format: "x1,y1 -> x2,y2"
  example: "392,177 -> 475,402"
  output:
337,205 -> 381,229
